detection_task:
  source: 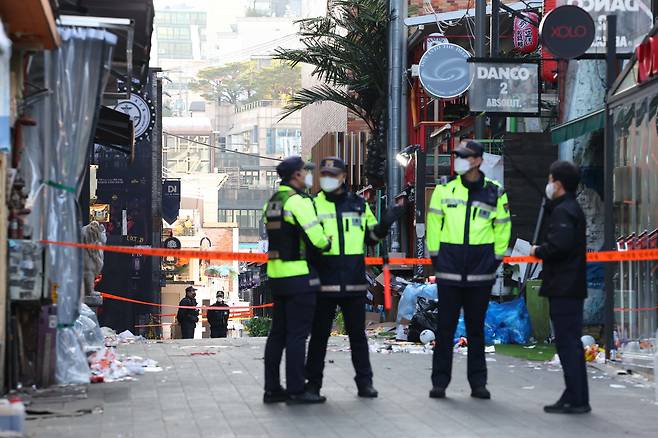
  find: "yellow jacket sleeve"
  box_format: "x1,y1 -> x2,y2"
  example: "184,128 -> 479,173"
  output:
287,195 -> 329,250
364,203 -> 381,244
493,189 -> 512,259
426,184 -> 444,256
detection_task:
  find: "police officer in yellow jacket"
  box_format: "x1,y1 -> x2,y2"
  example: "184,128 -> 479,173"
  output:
263,156 -> 331,405
305,157 -> 403,399
426,141 -> 511,400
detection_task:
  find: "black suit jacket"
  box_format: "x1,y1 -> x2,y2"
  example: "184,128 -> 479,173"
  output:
535,193 -> 587,299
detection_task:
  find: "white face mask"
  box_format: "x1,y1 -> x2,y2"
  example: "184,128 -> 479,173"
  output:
545,182 -> 557,200
320,176 -> 341,192
454,157 -> 472,175
304,173 -> 314,189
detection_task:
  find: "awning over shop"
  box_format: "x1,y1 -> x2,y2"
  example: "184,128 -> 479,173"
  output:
550,108 -> 605,144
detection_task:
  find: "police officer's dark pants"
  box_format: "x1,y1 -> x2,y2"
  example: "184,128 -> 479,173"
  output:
306,296 -> 373,389
264,293 -> 316,394
181,323 -> 195,339
210,327 -> 227,338
549,297 -> 589,406
432,285 -> 490,389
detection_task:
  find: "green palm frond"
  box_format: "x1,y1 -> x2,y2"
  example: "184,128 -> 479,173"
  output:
274,0 -> 390,129
280,85 -> 373,129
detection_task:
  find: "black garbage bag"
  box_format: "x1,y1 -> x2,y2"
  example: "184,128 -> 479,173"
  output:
407,297 -> 440,343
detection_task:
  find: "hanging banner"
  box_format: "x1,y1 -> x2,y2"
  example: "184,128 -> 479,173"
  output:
162,180 -> 181,225
468,60 -> 540,115
557,0 -> 653,53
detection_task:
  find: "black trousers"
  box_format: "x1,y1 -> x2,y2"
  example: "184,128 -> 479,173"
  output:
264,293 -> 316,394
432,285 -> 490,389
210,327 -> 227,338
306,296 -> 373,389
549,297 -> 589,407
181,323 -> 195,339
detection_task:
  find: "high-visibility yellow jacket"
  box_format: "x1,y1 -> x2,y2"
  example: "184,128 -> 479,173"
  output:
313,189 -> 382,296
426,174 -> 511,287
263,184 -> 329,294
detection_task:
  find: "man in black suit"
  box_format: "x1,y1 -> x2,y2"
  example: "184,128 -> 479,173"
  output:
177,286 -> 199,339
531,160 -> 590,414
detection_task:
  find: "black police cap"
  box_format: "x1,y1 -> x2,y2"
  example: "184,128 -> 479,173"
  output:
320,156 -> 347,175
276,156 -> 305,180
454,140 -> 484,158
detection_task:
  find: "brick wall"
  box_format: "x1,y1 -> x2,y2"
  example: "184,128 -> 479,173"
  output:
202,226 -> 235,252
409,0 -> 518,13
409,0 -> 472,12
300,64 -> 348,159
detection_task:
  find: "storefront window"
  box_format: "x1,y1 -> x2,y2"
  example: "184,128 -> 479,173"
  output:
612,95 -> 658,342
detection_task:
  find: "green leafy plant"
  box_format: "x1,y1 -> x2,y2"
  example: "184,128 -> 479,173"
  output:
244,317 -> 272,337
274,0 -> 391,186
190,60 -> 301,105
334,311 -> 346,335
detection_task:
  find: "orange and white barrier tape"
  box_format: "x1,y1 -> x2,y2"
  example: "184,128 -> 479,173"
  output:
100,292 -> 272,312
42,240 -> 658,265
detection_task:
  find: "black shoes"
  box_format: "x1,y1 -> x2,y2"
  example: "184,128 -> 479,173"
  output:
470,387 -> 491,399
263,389 -> 288,404
304,382 -> 321,396
429,386 -> 489,399
286,391 -> 327,405
544,402 -> 591,414
429,387 -> 446,399
357,385 -> 379,398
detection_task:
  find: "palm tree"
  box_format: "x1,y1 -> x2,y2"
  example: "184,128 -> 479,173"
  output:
274,0 -> 391,186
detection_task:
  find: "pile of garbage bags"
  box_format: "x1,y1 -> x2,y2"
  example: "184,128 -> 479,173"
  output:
407,297 -> 439,344
56,304 -> 104,384
56,304 -> 156,385
397,283 -> 437,323
454,298 -> 531,345
397,283 -> 531,345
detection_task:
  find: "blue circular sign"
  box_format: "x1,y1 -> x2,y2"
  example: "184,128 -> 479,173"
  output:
418,43 -> 473,99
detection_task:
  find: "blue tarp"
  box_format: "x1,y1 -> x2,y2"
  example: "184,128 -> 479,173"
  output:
398,284 -> 532,345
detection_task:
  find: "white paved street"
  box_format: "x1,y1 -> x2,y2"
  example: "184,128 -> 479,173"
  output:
28,337 -> 657,438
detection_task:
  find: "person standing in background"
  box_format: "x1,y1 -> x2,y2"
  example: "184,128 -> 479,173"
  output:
177,286 -> 199,339
207,290 -> 230,338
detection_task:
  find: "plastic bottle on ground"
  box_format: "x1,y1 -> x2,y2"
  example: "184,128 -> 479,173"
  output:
9,396 -> 25,435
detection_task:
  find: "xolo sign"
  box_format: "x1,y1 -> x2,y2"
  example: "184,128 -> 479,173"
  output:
540,5 -> 595,59
557,0 -> 653,53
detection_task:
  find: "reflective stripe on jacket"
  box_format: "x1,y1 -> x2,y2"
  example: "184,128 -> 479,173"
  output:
313,190 -> 379,295
426,174 -> 511,286
263,184 -> 329,281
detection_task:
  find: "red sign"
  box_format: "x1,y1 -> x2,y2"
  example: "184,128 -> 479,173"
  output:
635,37 -> 658,83
513,12 -> 539,54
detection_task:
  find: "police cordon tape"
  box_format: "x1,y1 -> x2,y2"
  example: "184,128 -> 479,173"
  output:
39,240 -> 658,265
100,292 -> 273,312
46,241 -> 658,312
100,292 -> 268,328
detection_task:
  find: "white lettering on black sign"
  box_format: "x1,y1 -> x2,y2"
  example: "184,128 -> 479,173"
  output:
565,0 -> 639,12
476,66 -> 531,81
468,62 -> 539,114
